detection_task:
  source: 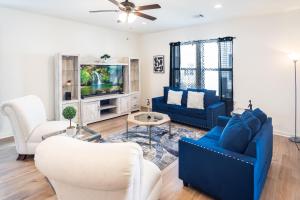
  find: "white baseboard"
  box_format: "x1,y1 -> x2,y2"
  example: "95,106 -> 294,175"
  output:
273,130 -> 293,138
0,135 -> 14,142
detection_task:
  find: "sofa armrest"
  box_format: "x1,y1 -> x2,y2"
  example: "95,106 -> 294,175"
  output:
206,102 -> 226,129
152,96 -> 164,112
217,116 -> 231,127
179,137 -> 256,200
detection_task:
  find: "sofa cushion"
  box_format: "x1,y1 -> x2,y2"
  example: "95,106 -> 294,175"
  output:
197,135 -> 220,146
241,111 -> 261,137
219,115 -> 252,153
204,126 -> 224,141
252,108 -> 267,124
217,116 -> 231,127
153,102 -> 206,119
163,87 -> 187,106
167,90 -> 183,105
153,102 -> 177,113
187,91 -> 205,109
180,107 -> 206,119
187,89 -> 218,108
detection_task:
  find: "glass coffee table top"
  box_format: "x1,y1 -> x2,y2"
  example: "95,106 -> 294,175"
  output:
127,112 -> 172,147
128,112 -> 170,126
42,126 -> 102,142
134,113 -> 164,122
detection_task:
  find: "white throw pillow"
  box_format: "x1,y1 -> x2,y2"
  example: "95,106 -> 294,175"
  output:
167,90 -> 183,106
187,91 -> 205,109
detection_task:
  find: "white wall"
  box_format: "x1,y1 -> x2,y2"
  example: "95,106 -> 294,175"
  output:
0,7 -> 140,138
140,10 -> 300,137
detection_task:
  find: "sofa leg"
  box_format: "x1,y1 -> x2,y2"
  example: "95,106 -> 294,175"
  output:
17,154 -> 27,161
183,181 -> 189,187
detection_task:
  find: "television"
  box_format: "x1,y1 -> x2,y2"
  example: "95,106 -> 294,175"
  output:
80,65 -> 124,98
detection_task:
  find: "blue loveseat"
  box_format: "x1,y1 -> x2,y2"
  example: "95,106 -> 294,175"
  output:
152,87 -> 226,129
179,112 -> 273,200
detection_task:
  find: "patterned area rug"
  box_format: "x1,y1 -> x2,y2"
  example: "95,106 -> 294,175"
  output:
105,124 -> 203,170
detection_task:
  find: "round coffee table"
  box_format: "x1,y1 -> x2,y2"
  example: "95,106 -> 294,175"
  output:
126,112 -> 171,147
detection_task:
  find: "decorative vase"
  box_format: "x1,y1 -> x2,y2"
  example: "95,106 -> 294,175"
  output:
66,126 -> 76,137
101,58 -> 110,63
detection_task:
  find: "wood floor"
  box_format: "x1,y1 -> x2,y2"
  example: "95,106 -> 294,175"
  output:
0,115 -> 300,200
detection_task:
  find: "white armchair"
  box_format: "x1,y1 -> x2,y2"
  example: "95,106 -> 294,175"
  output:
1,95 -> 71,159
35,136 -> 162,200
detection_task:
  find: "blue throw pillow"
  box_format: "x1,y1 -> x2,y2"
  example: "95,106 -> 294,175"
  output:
252,108 -> 267,124
219,115 -> 252,153
241,111 -> 261,137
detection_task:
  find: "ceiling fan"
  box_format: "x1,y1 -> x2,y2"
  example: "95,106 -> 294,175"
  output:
89,0 -> 161,23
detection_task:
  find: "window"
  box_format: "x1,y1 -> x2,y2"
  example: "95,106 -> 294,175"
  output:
170,37 -> 234,114
178,41 -> 223,95
201,42 -> 219,94
180,44 -> 197,89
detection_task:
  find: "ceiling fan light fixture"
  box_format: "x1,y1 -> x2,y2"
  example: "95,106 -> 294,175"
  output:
91,0 -> 160,22
128,13 -> 137,23
118,12 -> 127,23
214,4 -> 223,9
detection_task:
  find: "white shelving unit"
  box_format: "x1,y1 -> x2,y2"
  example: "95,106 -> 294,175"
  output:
55,54 -> 81,123
55,55 -> 141,125
128,58 -> 141,112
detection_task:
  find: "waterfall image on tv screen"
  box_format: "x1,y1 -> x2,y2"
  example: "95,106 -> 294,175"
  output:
80,65 -> 124,97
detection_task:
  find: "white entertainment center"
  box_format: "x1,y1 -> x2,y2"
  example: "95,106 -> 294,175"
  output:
54,54 -> 141,125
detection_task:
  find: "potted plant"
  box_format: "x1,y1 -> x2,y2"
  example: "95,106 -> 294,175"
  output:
101,54 -> 111,63
62,106 -> 77,136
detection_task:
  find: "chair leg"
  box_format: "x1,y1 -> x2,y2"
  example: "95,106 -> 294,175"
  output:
17,154 -> 27,161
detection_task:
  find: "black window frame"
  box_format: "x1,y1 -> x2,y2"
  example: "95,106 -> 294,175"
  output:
169,37 -> 234,115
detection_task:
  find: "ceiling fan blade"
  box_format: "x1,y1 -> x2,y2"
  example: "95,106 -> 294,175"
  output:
134,12 -> 157,21
108,0 -> 124,8
135,4 -> 161,11
107,0 -> 121,7
89,10 -> 119,13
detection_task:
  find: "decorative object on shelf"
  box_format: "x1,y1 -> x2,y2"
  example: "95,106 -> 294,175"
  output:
64,92 -> 71,100
288,53 -> 300,148
63,106 -> 77,136
66,80 -> 72,86
248,100 -> 253,111
64,80 -> 72,100
153,55 -> 165,73
100,54 -> 111,63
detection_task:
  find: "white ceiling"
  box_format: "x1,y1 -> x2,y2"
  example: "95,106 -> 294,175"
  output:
0,0 -> 300,33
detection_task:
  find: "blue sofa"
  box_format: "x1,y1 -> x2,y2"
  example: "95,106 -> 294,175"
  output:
179,114 -> 273,200
152,87 -> 226,129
